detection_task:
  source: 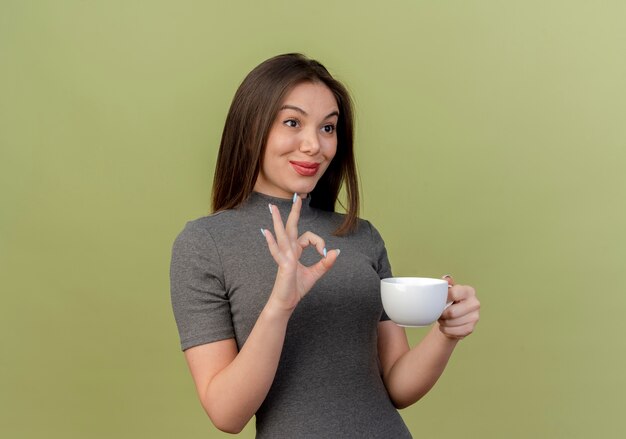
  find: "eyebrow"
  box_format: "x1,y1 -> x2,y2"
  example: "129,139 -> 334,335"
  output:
279,105 -> 339,119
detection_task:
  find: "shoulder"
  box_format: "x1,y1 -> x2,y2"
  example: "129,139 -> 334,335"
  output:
180,211 -> 229,234
353,216 -> 385,242
173,210 -> 240,252
313,209 -> 386,241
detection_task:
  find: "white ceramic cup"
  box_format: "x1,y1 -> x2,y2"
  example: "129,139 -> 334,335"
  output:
381,277 -> 451,327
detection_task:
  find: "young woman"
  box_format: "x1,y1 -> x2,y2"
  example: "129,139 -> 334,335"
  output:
170,53 -> 480,438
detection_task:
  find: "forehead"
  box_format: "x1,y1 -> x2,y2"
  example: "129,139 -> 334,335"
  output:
281,82 -> 339,112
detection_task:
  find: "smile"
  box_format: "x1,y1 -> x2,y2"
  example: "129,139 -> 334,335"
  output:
290,161 -> 320,177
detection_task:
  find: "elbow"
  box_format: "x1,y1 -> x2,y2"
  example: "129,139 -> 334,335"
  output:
211,418 -> 245,435
390,396 -> 412,410
393,401 -> 408,410
197,380 -> 252,433
383,378 -> 412,410
387,386 -> 427,410
391,395 -> 424,410
202,403 -> 248,434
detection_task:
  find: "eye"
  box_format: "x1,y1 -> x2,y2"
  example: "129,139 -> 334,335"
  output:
283,119 -> 299,128
322,124 -> 336,134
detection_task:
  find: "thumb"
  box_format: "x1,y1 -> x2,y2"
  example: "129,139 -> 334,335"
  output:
310,249 -> 340,279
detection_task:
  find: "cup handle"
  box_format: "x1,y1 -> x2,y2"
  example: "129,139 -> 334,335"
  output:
445,278 -> 454,310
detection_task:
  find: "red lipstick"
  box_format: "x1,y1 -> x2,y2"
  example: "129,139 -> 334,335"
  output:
290,161 -> 320,176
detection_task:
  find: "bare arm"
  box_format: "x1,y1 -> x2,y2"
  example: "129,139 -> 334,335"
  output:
184,302 -> 291,433
183,196 -> 339,433
378,321 -> 458,409
378,278 -> 480,409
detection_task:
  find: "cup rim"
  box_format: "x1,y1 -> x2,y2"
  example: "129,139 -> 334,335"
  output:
381,277 -> 448,286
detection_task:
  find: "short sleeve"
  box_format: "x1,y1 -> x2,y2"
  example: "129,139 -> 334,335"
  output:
366,221 -> 393,322
170,220 -> 235,351
366,220 -> 393,280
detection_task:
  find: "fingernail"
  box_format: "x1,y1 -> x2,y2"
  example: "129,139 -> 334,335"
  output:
293,193 -> 298,203
336,249 -> 341,256
260,228 -> 266,237
268,204 -> 273,214
443,274 -> 452,279
323,247 -> 327,257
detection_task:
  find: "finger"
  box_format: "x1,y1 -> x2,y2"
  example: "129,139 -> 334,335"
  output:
439,321 -> 476,339
269,204 -> 289,249
447,284 -> 476,304
285,194 -> 301,241
443,274 -> 455,287
439,310 -> 480,328
261,228 -> 281,261
307,249 -> 340,279
297,231 -> 327,257
441,295 -> 480,320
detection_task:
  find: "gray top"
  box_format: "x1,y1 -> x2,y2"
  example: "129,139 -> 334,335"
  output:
170,192 -> 412,438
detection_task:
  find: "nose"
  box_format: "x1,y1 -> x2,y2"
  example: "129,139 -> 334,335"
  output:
299,129 -> 321,155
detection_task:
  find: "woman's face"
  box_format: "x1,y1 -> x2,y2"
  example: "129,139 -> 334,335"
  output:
254,81 -> 339,199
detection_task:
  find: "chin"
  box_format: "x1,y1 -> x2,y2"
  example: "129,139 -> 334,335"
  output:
294,184 -> 318,196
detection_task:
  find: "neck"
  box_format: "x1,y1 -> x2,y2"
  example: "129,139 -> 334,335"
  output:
243,191 -> 316,220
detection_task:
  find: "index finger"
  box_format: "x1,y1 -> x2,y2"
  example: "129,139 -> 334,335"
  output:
447,284 -> 475,304
269,203 -> 288,246
443,274 -> 455,287
285,193 -> 302,240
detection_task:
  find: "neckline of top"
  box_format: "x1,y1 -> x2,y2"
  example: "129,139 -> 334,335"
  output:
244,191 -> 317,220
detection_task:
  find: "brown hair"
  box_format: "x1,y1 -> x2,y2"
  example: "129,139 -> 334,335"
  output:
211,53 -> 359,236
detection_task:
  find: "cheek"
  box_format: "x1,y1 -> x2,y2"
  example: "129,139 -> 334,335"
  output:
267,133 -> 295,157
324,138 -> 338,160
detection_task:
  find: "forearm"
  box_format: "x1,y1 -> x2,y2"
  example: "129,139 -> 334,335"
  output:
384,324 -> 458,409
202,301 -> 291,433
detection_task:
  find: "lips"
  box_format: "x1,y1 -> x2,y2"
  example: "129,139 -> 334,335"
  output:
290,161 -> 320,176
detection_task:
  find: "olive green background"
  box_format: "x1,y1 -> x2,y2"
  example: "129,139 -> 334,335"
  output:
1,1 -> 624,438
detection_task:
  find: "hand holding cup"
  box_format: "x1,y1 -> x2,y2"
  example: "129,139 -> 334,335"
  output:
381,277 -> 451,327
437,275 -> 480,340
381,275 -> 480,340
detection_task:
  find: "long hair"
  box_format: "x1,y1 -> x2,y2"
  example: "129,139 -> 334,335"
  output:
211,53 -> 359,236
